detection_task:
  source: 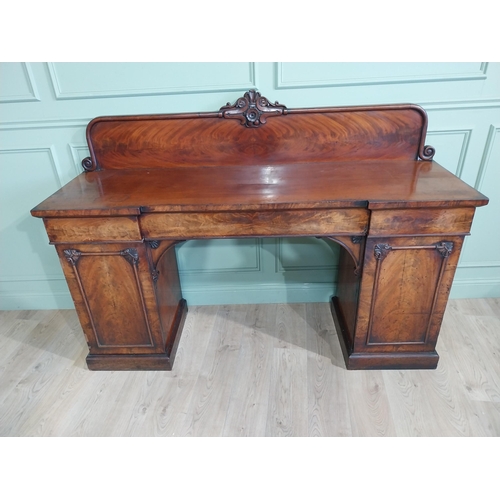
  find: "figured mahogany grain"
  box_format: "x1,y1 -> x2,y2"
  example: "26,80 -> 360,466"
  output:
353,236 -> 463,354
86,106 -> 426,170
140,208 -> 368,239
56,243 -> 165,355
153,243 -> 184,354
369,207 -> 476,236
44,216 -> 141,243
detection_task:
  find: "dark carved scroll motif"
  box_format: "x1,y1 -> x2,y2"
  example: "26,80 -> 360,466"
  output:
374,243 -> 392,261
419,145 -> 436,161
120,248 -> 139,266
81,157 -> 96,172
219,89 -> 287,128
64,249 -> 82,265
436,241 -> 453,258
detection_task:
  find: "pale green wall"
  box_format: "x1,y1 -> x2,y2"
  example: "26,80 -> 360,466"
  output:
1,62 -> 499,309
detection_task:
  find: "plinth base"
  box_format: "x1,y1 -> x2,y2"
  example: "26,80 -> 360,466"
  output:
330,297 -> 439,370
86,299 -> 187,371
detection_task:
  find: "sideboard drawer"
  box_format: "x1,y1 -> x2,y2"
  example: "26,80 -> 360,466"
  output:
44,216 -> 142,243
140,209 -> 369,239
368,207 -> 475,236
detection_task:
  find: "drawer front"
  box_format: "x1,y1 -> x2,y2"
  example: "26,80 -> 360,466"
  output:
44,216 -> 142,243
369,207 -> 475,236
140,209 -> 369,239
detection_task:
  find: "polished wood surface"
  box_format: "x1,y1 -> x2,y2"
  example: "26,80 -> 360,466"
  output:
1,299 -> 499,436
140,208 -> 368,239
30,92 -> 488,371
44,216 -> 142,243
31,161 -> 487,218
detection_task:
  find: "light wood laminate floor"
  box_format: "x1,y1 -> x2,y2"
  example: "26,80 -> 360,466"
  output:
0,298 -> 499,436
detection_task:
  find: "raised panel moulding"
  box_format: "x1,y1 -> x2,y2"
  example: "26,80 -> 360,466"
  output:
275,238 -> 338,272
69,144 -> 90,175
458,125 -> 500,270
418,99 -> 500,110
0,63 -> 40,103
474,125 -> 500,191
276,62 -> 488,89
0,146 -> 63,189
0,119 -> 90,131
177,239 -> 262,275
1,147 -> 65,289
47,62 -> 256,100
426,129 -> 472,178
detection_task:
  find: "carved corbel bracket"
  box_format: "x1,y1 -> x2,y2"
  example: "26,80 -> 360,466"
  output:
374,243 -> 392,261
325,235 -> 365,276
120,248 -> 139,266
436,241 -> 453,258
219,89 -> 287,128
63,249 -> 82,266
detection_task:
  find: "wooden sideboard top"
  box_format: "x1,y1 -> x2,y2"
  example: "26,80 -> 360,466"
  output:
32,160 -> 488,218
31,91 -> 488,218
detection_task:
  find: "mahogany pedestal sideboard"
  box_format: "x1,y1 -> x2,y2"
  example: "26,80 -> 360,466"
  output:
31,90 -> 488,371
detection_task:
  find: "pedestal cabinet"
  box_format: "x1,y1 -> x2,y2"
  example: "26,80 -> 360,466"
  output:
55,239 -> 186,369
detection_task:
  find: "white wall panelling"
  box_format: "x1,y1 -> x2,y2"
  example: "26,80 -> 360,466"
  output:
276,62 -> 488,89
0,63 -> 40,103
177,239 -> 262,275
270,63 -> 500,109
0,146 -> 72,309
68,144 -> 91,176
276,237 -> 338,272
452,125 -> 500,297
1,62 -> 499,310
47,62 -> 257,99
426,129 -> 472,177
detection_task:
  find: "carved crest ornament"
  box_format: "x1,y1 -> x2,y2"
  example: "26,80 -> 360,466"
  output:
218,89 -> 287,128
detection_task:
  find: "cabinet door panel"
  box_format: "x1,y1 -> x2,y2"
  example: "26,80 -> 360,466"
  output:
368,245 -> 444,345
356,236 -> 463,352
57,243 -> 163,354
76,251 -> 153,348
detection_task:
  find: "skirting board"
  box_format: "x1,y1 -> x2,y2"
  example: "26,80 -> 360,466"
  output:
1,280 -> 499,310
449,279 -> 500,299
